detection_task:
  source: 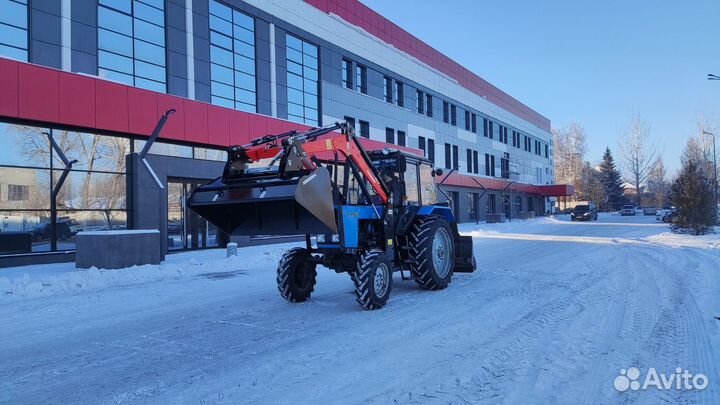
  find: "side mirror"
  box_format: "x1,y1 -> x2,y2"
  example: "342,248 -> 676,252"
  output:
432,168 -> 443,177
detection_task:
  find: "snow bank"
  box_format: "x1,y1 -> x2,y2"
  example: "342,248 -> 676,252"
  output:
645,230 -> 720,249
0,243 -> 300,302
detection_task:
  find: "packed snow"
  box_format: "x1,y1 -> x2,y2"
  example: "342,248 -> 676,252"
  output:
1,213 -> 718,405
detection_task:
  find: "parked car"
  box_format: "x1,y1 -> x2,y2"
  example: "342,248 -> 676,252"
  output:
621,205 -> 636,216
643,207 -> 657,216
655,209 -> 668,221
662,209 -> 678,223
60,218 -> 82,235
570,204 -> 598,221
29,222 -> 72,242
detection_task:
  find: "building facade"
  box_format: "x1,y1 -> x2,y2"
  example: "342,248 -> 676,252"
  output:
0,0 -> 571,266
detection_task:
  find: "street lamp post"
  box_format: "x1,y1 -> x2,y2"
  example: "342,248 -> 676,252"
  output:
702,131 -> 718,208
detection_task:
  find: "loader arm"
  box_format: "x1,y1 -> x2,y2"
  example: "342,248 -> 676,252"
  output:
232,123 -> 390,204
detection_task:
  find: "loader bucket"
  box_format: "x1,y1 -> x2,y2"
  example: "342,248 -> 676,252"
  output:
453,234 -> 476,273
187,171 -> 337,236
295,167 -> 338,233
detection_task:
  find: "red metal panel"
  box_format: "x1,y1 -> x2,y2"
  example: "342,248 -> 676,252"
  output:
18,64 -> 59,123
228,110 -> 249,145
58,73 -> 96,128
246,115 -> 268,139
207,106 -> 230,147
266,117 -> 285,136
157,94 -> 185,141
96,80 -> 129,133
0,58 -> 19,118
127,88 -> 158,137
183,99 -> 209,144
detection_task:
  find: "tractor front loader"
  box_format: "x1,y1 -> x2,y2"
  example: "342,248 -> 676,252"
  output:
187,122 -> 476,310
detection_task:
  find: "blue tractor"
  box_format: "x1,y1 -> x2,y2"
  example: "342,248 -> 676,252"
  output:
188,122 -> 476,309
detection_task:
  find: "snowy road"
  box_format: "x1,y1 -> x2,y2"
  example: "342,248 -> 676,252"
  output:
1,215 -> 719,405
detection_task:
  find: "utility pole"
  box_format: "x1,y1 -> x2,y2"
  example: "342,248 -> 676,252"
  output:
702,131 -> 718,208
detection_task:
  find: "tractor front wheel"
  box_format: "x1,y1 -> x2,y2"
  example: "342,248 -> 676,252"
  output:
351,249 -> 393,310
277,248 -> 317,303
409,216 -> 454,290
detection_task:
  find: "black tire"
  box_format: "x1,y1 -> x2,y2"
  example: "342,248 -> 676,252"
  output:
277,248 -> 317,303
351,249 -> 393,310
408,216 -> 454,290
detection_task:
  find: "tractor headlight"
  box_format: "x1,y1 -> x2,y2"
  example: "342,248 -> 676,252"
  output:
316,234 -> 326,243
331,234 -> 340,242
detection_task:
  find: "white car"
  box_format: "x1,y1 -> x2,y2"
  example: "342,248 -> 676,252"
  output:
655,209 -> 668,221
621,205 -> 635,216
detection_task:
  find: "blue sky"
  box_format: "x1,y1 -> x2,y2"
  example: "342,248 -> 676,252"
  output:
360,0 -> 720,175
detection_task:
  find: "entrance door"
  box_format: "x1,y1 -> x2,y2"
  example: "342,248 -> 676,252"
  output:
167,179 -> 222,251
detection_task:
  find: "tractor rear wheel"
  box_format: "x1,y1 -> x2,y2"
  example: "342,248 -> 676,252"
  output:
277,248 -> 317,303
351,249 -> 393,310
408,216 -> 454,290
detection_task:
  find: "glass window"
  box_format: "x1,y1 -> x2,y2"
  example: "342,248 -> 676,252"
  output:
194,147 -> 226,162
0,123 -> 131,256
359,120 -> 369,139
0,167 -> 50,210
134,140 -> 193,158
98,0 -> 167,92
420,165 -> 437,206
397,130 -> 406,146
355,65 -> 367,94
405,163 -> 419,204
342,59 -> 352,89
384,76 -> 392,103
210,0 -> 257,112
100,0 -> 131,14
395,81 -> 404,107
286,34 -> 319,126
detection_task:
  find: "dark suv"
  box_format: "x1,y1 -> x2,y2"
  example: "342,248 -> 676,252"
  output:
29,222 -> 72,241
570,204 -> 598,221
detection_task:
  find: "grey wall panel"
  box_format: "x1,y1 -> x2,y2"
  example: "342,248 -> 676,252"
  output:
194,55 -> 210,84
192,0 -> 209,16
192,11 -> 209,40
195,82 -> 211,102
193,35 -> 210,62
71,21 -> 96,54
167,26 -> 187,55
256,78 -> 271,116
166,1 -> 186,31
31,40 -> 62,69
32,0 -> 61,16
167,75 -> 189,98
71,50 -> 97,74
167,50 -> 188,78
31,9 -> 61,45
71,0 -> 97,26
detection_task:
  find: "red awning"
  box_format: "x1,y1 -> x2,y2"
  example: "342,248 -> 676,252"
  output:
435,172 -> 574,196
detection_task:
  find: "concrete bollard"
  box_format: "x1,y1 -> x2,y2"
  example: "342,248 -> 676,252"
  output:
226,242 -> 238,257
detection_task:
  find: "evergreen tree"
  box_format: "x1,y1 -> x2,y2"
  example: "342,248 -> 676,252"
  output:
598,147 -> 626,211
671,155 -> 716,235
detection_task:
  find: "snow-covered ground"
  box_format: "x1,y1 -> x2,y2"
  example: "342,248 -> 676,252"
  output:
1,213 -> 718,404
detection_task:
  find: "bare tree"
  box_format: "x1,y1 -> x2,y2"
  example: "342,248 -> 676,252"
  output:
618,114 -> 661,206
646,158 -> 670,207
553,122 -> 587,198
